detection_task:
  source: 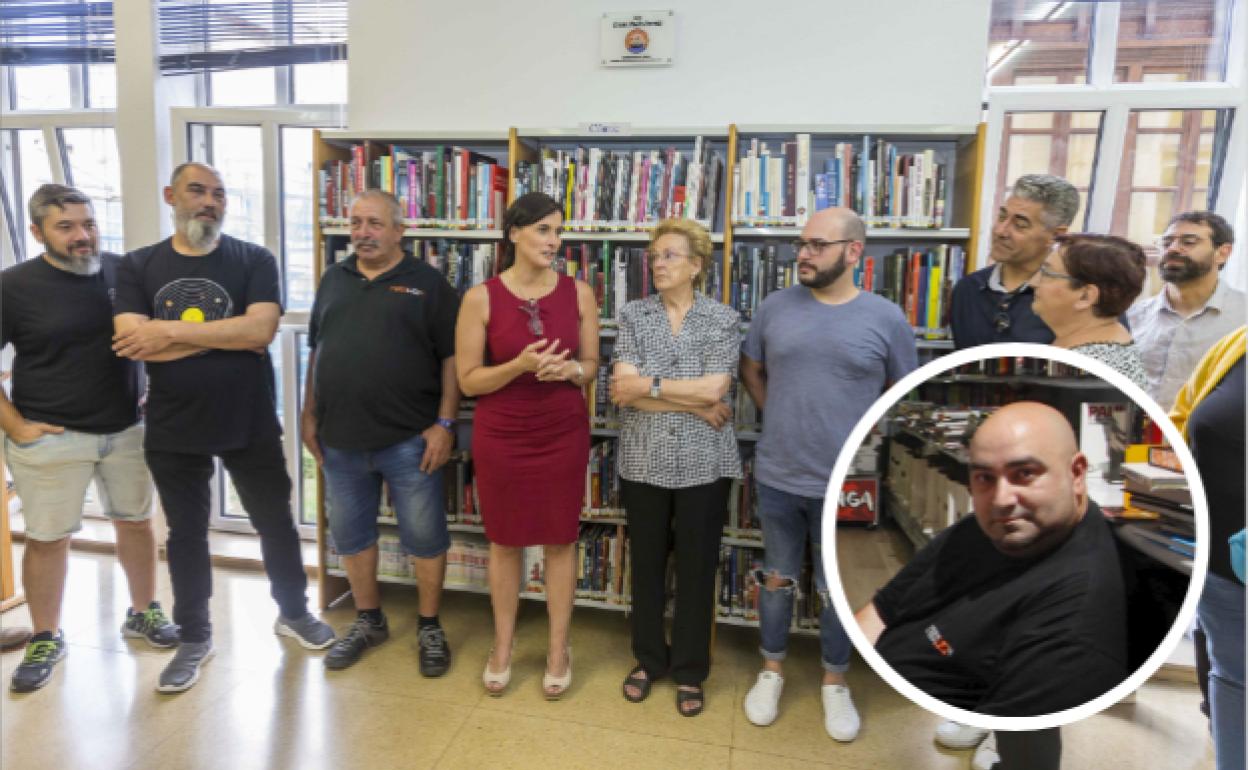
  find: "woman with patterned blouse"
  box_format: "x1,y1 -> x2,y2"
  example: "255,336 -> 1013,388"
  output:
609,218 -> 743,717
1031,233 -> 1149,388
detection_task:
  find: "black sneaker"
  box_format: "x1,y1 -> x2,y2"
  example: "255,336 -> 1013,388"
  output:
324,615 -> 389,671
10,631 -> 67,692
418,624 -> 451,677
122,601 -> 180,648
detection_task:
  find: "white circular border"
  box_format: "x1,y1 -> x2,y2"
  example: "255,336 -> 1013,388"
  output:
822,342 -> 1210,732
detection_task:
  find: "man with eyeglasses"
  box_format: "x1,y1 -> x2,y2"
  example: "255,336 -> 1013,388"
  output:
740,207 -> 917,742
950,174 -> 1079,350
113,162 -> 335,692
1126,210 -> 1245,410
301,189 -> 461,674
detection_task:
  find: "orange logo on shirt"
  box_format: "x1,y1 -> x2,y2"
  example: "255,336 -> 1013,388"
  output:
925,624 -> 954,656
389,286 -> 424,297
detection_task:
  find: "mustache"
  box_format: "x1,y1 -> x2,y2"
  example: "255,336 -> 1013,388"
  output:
353,238 -> 381,249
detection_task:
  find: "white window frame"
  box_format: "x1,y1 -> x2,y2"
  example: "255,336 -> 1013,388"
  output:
171,105 -> 342,537
978,0 -> 1248,290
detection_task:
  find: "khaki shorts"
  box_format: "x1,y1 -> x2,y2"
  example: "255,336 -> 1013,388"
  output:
4,423 -> 153,541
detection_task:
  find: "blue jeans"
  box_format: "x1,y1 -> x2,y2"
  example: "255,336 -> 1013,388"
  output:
322,434 -> 450,558
1197,573 -> 1245,770
755,482 -> 852,673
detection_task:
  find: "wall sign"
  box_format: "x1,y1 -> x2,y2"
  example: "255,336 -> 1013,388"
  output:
601,11 -> 674,67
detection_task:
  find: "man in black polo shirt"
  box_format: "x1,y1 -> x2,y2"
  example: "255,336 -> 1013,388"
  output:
301,189 -> 460,673
856,402 -> 1128,768
2,184 -> 177,693
950,174 -> 1079,349
113,162 -> 334,693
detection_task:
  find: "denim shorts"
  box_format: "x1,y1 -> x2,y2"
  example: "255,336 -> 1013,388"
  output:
4,423 -> 152,541
322,433 -> 450,558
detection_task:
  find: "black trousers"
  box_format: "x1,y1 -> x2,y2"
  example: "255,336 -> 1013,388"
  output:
997,728 -> 1062,770
146,430 -> 308,643
621,477 -> 730,686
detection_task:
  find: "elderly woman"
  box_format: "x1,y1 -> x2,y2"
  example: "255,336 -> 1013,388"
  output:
609,218 -> 742,717
1032,233 -> 1148,388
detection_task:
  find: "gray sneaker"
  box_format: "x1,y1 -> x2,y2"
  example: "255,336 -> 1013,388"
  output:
157,640 -> 214,693
274,613 -> 335,650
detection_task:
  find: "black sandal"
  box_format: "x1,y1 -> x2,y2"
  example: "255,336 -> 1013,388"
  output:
676,686 -> 704,717
622,665 -> 652,703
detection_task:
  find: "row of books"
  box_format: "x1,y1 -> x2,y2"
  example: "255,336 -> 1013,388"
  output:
887,439 -> 973,535
1120,462 -> 1194,557
732,135 -> 949,228
717,545 -> 821,628
586,440 -> 621,512
320,144 -> 509,228
875,246 -> 965,336
513,139 -> 725,231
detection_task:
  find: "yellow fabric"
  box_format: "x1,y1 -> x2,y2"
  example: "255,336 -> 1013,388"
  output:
1169,326 -> 1246,440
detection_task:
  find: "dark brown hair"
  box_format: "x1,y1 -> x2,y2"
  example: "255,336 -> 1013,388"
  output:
500,192 -> 562,271
1055,234 -> 1147,318
1168,210 -> 1234,250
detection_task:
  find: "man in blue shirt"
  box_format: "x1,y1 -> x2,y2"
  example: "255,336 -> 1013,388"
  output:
951,174 -> 1079,349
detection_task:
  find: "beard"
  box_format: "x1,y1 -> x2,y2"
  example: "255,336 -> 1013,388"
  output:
44,239 -> 101,276
798,253 -> 849,289
1159,253 -> 1212,283
175,208 -> 224,250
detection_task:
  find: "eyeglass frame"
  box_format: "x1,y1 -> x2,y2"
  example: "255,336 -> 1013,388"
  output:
1035,262 -> 1082,285
646,249 -> 694,264
1156,233 -> 1208,252
791,238 -> 854,255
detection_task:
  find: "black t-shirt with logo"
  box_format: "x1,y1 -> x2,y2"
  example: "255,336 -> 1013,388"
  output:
308,253 -> 459,452
114,235 -> 282,453
873,501 -> 1128,716
1,253 -> 142,433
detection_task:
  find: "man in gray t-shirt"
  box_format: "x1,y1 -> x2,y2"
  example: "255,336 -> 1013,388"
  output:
739,207 -> 917,742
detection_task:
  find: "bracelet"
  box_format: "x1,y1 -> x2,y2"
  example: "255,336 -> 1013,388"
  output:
573,361 -> 585,383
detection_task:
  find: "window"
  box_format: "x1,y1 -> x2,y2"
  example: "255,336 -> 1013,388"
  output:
2,129 -> 56,261
12,65 -> 73,110
986,0 -> 1094,86
281,127 -> 316,311
293,60 -> 347,105
1114,0 -> 1234,82
188,124 -> 266,246
997,111 -> 1104,231
60,127 -> 124,254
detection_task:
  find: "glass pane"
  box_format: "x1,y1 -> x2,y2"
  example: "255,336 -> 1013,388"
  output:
205,125 -> 266,246
211,68 -> 277,106
1066,133 -> 1098,187
60,128 -> 124,254
1011,112 -> 1054,130
1007,135 -> 1053,184
999,111 -> 1102,232
1070,111 -> 1101,130
13,65 -> 72,110
987,0 -> 1093,86
87,63 -> 117,109
15,130 -> 56,260
1131,134 -> 1181,187
1138,109 -> 1185,130
1195,133 -> 1213,187
1126,191 -> 1176,246
293,61 -> 347,105
1115,0 -> 1229,83
1191,190 -> 1208,211
280,127 -> 316,311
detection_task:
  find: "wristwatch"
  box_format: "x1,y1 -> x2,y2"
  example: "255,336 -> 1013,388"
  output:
649,376 -> 662,399
435,417 -> 456,433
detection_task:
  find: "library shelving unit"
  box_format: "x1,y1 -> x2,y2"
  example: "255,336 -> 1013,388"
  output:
309,123 -> 987,634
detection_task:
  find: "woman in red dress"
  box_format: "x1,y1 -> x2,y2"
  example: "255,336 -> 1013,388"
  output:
455,192 -> 598,699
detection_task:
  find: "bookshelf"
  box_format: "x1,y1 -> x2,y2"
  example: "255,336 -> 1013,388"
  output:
309,122 -> 987,632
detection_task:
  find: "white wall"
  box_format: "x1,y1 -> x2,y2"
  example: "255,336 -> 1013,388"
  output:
348,0 -> 990,131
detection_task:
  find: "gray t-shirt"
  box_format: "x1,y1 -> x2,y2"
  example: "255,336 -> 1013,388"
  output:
742,287 -> 918,497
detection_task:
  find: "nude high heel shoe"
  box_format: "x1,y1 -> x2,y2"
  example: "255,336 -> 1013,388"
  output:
542,646 -> 572,700
483,645 -> 512,696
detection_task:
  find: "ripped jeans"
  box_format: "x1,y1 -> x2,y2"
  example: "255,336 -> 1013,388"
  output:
754,482 -> 852,673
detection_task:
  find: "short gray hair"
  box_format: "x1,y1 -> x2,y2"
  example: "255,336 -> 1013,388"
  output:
1010,174 -> 1080,229
169,161 -> 223,189
352,189 -> 405,228
28,183 -> 92,228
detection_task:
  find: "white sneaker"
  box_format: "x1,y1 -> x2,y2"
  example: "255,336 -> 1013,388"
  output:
743,670 -> 784,726
934,720 -> 990,749
821,684 -> 861,742
971,731 -> 1000,770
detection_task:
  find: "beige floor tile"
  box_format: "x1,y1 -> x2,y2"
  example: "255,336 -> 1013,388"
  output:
436,708 -> 731,769
129,678 -> 474,770
729,747 -> 836,769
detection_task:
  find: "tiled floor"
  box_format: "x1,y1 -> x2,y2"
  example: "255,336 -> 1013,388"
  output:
0,532 -> 1216,770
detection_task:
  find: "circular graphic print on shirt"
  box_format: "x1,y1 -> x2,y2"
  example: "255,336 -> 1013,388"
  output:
153,278 -> 234,323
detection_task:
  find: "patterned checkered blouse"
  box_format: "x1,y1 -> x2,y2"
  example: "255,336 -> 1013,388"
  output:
613,293 -> 744,488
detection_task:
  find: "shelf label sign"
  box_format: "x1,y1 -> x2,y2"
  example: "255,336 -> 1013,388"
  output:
601,11 -> 674,67
837,476 -> 879,523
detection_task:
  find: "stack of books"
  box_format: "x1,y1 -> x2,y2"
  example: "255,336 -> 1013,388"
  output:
1121,462 -> 1194,558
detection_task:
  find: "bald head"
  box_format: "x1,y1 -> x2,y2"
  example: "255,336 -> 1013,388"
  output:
170,161 -> 223,190
968,402 -> 1088,558
807,206 -> 867,243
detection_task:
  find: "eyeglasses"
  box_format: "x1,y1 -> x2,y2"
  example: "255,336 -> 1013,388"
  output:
519,299 -> 543,337
791,239 -> 852,255
1036,263 -> 1078,283
647,249 -> 691,263
1157,234 -> 1206,251
993,295 -> 1014,333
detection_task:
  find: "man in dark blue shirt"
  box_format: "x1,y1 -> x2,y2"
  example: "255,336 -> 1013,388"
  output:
951,174 -> 1079,349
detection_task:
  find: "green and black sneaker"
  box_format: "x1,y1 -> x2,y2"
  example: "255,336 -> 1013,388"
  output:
10,630 -> 67,693
122,601 -> 180,648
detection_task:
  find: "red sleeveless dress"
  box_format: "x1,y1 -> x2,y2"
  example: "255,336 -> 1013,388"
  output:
472,274 -> 590,546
